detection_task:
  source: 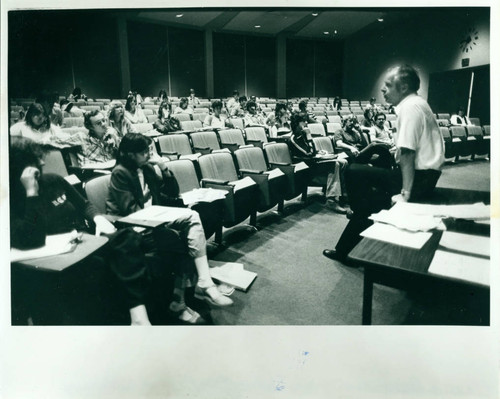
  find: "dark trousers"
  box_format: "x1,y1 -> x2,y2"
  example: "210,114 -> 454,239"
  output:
334,164 -> 441,259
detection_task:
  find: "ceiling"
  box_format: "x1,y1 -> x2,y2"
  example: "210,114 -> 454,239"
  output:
130,9 -> 415,40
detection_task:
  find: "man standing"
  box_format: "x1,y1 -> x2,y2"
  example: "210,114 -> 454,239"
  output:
323,64 -> 444,263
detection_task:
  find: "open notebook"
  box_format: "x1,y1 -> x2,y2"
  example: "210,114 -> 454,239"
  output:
208,260 -> 257,292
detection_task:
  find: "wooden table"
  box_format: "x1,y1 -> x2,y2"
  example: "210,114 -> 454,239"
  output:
347,223 -> 490,325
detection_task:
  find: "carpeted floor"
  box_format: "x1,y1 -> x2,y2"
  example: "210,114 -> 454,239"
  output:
200,160 -> 491,326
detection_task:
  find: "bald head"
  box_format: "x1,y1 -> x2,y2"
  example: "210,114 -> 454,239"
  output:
382,64 -> 420,106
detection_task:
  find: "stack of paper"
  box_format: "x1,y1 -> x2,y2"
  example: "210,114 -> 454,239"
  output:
369,209 -> 443,232
180,188 -> 227,206
360,223 -> 432,249
428,250 -> 490,286
208,260 -> 258,292
391,201 -> 490,220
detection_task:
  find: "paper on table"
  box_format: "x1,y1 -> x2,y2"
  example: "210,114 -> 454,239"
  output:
208,260 -> 258,292
80,159 -> 116,170
11,231 -> 78,262
360,222 -> 432,249
123,205 -> 194,222
369,209 -> 443,232
428,250 -> 490,286
180,188 -> 227,206
439,231 -> 490,257
391,201 -> 490,220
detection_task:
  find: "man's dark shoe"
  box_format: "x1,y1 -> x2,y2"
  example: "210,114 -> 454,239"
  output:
323,249 -> 342,261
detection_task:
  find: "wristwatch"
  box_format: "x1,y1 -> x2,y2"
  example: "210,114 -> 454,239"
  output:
400,189 -> 411,200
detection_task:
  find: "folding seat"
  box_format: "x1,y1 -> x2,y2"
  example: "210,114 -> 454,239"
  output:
193,107 -> 209,114
84,175 -> 111,214
174,113 -> 191,122
466,125 -> 489,159
449,126 -> 472,160
146,114 -> 157,124
234,146 -> 288,214
62,117 -> 85,128
327,115 -> 342,124
93,102 -> 104,110
10,111 -> 21,122
262,142 -> 309,202
95,99 -> 110,105
218,128 -> 249,152
313,110 -> 326,118
42,149 -> 82,187
312,136 -> 336,154
339,110 -> 351,117
436,119 -> 450,127
386,114 -> 397,124
356,115 -> 364,124
156,134 -> 200,161
142,108 -> 154,116
179,120 -> 202,132
199,102 -> 211,109
166,159 -> 224,243
440,126 -> 456,161
325,122 -> 342,135
229,118 -> 245,130
437,113 -> 451,120
143,104 -> 157,112
61,126 -> 89,136
244,126 -> 269,147
353,110 -> 364,116
469,117 -> 481,126
192,113 -> 208,124
10,105 -> 24,113
133,123 -> 155,134
307,122 -> 326,137
190,131 -> 226,154
80,105 -> 100,113
325,110 -> 337,117
198,152 -> 259,228
318,98 -> 328,104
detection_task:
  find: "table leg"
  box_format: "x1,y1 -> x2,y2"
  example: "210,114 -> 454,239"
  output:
362,270 -> 373,325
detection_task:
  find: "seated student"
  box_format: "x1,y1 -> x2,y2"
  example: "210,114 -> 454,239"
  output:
106,134 -> 234,311
370,112 -> 395,149
360,107 -> 376,131
128,90 -> 143,106
10,136 -> 155,325
68,87 -> 87,102
297,100 -> 318,124
450,106 -> 472,126
204,100 -> 229,129
187,89 -> 201,109
332,96 -> 342,111
289,113 -> 347,214
225,90 -> 240,115
72,110 -> 120,165
60,99 -> 85,117
124,95 -> 148,125
153,101 -> 181,134
108,100 -> 137,137
10,102 -> 75,147
244,100 -> 267,127
36,90 -> 63,126
270,102 -> 291,137
173,97 -> 194,117
230,96 -> 248,118
334,114 -> 394,168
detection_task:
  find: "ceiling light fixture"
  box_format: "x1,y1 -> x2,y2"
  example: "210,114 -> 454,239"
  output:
334,30 -> 338,34
176,14 -> 183,18
255,25 -> 261,28
312,13 -> 318,17
323,31 -> 329,35
378,18 -> 384,22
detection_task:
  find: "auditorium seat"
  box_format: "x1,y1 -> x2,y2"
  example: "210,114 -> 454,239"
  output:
218,128 -> 248,152
166,159 -> 224,243
312,136 -> 336,154
450,126 -> 472,160
229,118 -> 245,130
325,122 -> 342,135
244,127 -> 269,148
80,105 -> 100,113
156,134 -> 200,161
437,113 -> 451,120
466,125 -> 489,159
327,115 -> 342,124
469,117 -> 481,126
198,152 -> 259,229
180,120 -> 202,131
234,146 -> 287,214
339,110 -> 351,117
190,131 -> 225,154
263,142 -> 309,202
142,108 -> 154,116
440,126 -> 457,161
62,117 -> 85,128
146,114 -> 157,123
133,123 -> 155,134
193,107 -> 209,114
436,118 -> 450,127
307,123 -> 326,137
175,113 -> 192,122
192,113 -> 208,124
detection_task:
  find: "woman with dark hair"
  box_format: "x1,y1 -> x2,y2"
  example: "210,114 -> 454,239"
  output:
124,95 -> 148,124
332,96 -> 342,111
204,100 -> 228,129
158,89 -> 168,104
153,101 -> 181,134
361,107 -> 375,131
10,136 -> 153,325
173,97 -> 193,117
69,87 -> 87,101
106,134 -> 233,321
270,102 -> 291,137
108,100 -> 137,137
288,113 -> 347,213
10,102 -> 73,147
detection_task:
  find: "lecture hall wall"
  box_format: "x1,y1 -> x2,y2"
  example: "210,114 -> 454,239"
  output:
343,8 -> 490,103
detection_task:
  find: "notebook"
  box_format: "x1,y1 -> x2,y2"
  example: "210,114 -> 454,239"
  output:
208,260 -> 258,292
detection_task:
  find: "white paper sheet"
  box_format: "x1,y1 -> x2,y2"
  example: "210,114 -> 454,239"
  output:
391,201 -> 490,220
439,231 -> 490,257
360,222 -> 432,249
208,260 -> 258,291
125,205 -> 195,221
428,250 -> 490,286
369,209 -> 443,232
180,188 -> 227,205
11,231 -> 79,262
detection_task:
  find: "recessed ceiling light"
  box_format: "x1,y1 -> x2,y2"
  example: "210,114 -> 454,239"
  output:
254,25 -> 261,28
312,13 -> 318,17
323,31 -> 329,35
176,14 -> 183,18
377,18 -> 384,22
334,30 -> 338,34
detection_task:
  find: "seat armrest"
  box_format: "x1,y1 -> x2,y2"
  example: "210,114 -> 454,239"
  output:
246,139 -> 263,148
193,146 -> 212,155
201,178 -> 230,186
221,143 -> 239,152
239,169 -> 264,175
269,161 -> 291,167
212,148 -> 231,154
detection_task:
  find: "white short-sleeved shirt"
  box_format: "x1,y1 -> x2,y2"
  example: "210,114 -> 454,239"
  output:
394,94 -> 444,171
